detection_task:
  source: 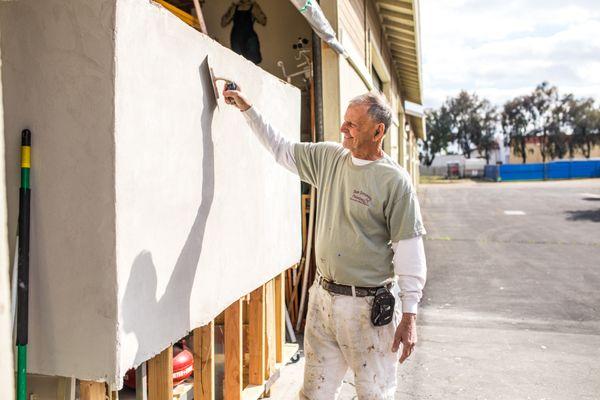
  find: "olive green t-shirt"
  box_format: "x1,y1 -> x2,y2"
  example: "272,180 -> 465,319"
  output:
294,141 -> 426,287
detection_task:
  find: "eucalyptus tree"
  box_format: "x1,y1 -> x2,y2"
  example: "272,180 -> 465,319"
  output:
566,97 -> 600,158
502,96 -> 532,164
528,82 -> 560,162
447,91 -> 497,159
421,105 -> 453,166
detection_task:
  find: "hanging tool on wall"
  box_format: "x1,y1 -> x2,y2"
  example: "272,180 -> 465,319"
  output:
16,129 -> 32,400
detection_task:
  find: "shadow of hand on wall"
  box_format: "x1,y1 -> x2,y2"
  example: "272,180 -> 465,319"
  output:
120,57 -> 218,369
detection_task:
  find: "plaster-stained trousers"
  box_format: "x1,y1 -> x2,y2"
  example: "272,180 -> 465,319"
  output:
299,282 -> 402,400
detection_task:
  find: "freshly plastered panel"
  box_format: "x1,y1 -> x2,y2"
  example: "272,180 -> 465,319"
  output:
1,0 -> 300,386
0,0 -> 118,383
114,0 -> 301,382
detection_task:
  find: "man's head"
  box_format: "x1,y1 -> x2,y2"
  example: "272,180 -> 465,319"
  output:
341,92 -> 392,159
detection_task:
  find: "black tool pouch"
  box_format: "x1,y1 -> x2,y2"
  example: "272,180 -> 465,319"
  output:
370,287 -> 395,326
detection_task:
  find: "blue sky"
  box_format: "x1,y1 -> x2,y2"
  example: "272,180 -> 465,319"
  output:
420,0 -> 600,108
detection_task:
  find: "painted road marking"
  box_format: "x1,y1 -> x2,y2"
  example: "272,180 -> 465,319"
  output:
504,210 -> 526,215
580,193 -> 600,198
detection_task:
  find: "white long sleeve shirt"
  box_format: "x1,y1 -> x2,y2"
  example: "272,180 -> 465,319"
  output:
242,107 -> 427,314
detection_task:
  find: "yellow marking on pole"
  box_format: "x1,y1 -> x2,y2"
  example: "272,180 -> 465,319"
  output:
21,146 -> 31,168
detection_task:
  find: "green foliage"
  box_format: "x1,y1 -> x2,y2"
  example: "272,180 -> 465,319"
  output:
501,95 -> 532,163
421,82 -> 599,166
421,106 -> 452,166
447,91 -> 498,159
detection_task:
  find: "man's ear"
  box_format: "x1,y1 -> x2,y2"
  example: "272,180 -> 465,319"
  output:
374,124 -> 385,140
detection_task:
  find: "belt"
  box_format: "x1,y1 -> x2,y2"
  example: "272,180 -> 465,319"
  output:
315,274 -> 391,297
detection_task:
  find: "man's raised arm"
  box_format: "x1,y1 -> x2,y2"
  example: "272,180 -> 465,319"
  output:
223,86 -> 298,174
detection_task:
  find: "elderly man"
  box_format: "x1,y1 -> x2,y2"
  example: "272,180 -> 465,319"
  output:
224,86 -> 427,399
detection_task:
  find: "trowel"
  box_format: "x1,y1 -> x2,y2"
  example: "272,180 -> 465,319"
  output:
207,57 -> 238,107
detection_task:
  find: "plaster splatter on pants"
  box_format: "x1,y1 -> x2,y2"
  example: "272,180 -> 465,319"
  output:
299,284 -> 402,400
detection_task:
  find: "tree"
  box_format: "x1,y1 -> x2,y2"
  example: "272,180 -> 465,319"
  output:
565,97 -> 600,158
547,94 -> 571,160
527,82 -> 560,163
420,106 -> 453,166
446,91 -> 498,159
474,100 -> 499,164
502,96 -> 532,164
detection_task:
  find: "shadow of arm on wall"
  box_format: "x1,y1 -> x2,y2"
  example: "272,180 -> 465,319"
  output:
120,56 -> 217,367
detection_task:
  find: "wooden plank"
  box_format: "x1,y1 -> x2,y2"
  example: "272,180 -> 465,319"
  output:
274,273 -> 286,363
57,377 -> 75,400
193,322 -> 214,400
264,279 -> 276,380
135,362 -> 148,400
80,381 -> 105,400
224,299 -> 243,400
380,10 -> 415,28
148,346 -> 173,400
376,0 -> 413,11
248,285 -> 265,385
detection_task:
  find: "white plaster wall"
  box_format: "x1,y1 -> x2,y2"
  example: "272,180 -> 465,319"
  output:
0,0 -> 118,382
0,0 -> 300,386
0,25 -> 15,400
114,0 -> 301,383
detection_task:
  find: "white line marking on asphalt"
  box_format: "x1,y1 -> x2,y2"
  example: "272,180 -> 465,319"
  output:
580,192 -> 600,198
504,210 -> 526,215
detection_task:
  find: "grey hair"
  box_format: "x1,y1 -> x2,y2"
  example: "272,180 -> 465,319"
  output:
348,92 -> 392,134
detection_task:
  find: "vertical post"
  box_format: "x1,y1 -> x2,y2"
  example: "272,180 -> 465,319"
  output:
135,362 -> 148,400
148,346 -> 173,400
248,285 -> 265,385
191,0 -> 208,34
79,381 -> 105,400
264,280 -> 276,380
16,129 -> 31,400
224,299 -> 243,400
193,322 -> 214,400
275,273 -> 286,363
57,377 -> 76,400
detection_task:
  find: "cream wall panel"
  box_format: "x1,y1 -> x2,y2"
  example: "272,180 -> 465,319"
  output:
1,0 -> 301,386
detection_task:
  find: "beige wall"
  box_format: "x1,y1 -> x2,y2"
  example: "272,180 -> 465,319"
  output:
509,143 -> 600,164
0,25 -> 14,400
201,0 -> 312,84
332,0 -> 415,178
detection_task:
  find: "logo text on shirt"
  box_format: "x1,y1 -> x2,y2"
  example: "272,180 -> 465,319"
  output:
350,189 -> 372,207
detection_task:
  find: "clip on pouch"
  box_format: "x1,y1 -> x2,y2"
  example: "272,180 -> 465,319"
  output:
370,287 -> 395,326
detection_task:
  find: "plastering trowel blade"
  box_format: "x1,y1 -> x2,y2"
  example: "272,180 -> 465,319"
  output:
207,57 -> 220,103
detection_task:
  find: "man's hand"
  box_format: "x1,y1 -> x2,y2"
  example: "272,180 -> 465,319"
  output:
391,313 -> 417,363
222,83 -> 252,111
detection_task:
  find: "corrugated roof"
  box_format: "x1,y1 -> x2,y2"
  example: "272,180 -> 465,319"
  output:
375,0 -> 423,107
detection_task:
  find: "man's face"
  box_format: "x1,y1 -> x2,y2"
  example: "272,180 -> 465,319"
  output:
340,104 -> 382,153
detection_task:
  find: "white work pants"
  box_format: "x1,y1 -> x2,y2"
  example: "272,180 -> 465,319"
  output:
299,283 -> 402,400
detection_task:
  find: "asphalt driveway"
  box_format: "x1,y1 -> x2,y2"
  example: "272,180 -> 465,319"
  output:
397,179 -> 600,399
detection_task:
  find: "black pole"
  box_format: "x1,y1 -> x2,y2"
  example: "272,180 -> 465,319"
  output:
16,129 -> 31,400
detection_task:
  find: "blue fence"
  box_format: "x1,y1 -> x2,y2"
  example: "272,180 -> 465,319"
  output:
484,160 -> 600,181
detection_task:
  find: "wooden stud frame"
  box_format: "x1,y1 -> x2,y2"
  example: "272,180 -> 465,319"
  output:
193,322 -> 215,400
148,346 -> 173,400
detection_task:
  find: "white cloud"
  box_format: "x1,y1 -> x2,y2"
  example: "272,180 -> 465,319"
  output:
420,0 -> 600,108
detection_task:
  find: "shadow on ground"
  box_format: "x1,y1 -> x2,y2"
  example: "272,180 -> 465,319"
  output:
565,208 -> 600,222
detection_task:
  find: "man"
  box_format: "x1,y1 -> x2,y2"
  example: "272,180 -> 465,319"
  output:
223,86 -> 427,399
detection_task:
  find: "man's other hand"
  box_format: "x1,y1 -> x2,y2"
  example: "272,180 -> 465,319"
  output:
223,84 -> 251,111
391,313 -> 417,363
